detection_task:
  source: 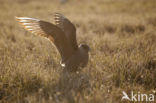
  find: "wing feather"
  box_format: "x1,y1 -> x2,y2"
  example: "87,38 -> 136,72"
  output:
54,13 -> 78,50
16,17 -> 75,61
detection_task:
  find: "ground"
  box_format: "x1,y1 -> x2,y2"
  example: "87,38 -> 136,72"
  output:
0,0 -> 156,103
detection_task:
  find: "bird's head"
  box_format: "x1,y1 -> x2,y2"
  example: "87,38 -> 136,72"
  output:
79,44 -> 90,52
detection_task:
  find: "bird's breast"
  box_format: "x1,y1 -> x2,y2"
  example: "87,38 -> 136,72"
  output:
61,49 -> 89,71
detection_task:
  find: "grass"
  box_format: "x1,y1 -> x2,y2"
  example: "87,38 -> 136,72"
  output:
0,0 -> 156,102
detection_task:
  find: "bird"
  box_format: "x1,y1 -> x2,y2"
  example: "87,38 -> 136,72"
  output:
16,13 -> 90,72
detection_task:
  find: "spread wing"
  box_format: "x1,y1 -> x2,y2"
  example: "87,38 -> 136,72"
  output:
54,13 -> 78,50
16,17 -> 75,61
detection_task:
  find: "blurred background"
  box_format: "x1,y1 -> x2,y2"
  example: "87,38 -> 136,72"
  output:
0,0 -> 156,103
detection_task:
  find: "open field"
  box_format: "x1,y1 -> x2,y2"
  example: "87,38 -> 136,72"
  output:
0,0 -> 156,102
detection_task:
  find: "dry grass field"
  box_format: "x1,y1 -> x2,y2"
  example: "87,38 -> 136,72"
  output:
0,0 -> 156,103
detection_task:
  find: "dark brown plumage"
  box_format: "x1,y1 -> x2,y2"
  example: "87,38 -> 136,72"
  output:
16,13 -> 90,72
